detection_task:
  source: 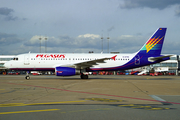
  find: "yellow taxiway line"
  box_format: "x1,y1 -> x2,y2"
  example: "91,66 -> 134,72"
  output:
0,100 -> 86,107
0,109 -> 60,115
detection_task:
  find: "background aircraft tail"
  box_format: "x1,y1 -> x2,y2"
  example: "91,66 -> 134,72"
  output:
138,28 -> 167,55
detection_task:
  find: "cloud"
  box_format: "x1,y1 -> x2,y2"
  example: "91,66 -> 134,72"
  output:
49,34 -> 100,49
4,34 -> 180,55
0,7 -> 14,16
107,26 -> 115,32
175,5 -> 180,16
78,34 -> 100,39
24,34 -> 102,53
5,15 -> 18,21
23,33 -> 148,54
24,35 -> 49,47
110,35 -> 143,53
0,33 -> 25,54
0,7 -> 18,21
120,0 -> 180,10
0,33 -> 23,45
162,41 -> 180,54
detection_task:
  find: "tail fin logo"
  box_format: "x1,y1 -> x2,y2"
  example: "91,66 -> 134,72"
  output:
145,36 -> 164,53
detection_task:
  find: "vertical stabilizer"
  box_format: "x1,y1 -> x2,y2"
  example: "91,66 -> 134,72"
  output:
138,28 -> 167,55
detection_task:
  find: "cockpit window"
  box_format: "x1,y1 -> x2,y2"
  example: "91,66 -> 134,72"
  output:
13,57 -> 18,61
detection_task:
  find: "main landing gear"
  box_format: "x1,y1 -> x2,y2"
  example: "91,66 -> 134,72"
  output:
80,69 -> 89,79
80,74 -> 88,79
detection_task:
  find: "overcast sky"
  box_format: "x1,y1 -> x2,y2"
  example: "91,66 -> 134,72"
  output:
0,0 -> 180,55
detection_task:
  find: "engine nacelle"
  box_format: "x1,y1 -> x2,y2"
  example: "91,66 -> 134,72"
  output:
55,67 -> 80,76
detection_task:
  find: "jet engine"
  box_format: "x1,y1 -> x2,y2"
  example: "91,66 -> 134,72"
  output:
55,67 -> 80,76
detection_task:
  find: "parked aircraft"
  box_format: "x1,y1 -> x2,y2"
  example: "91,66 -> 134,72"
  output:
4,28 -> 171,79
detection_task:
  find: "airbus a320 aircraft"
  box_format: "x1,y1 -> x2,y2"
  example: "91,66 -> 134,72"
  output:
4,28 -> 171,79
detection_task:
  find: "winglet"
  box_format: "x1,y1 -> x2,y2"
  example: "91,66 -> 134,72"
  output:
111,55 -> 117,61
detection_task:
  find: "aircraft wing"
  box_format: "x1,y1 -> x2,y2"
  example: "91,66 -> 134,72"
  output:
148,55 -> 173,62
59,55 -> 117,69
74,58 -> 109,69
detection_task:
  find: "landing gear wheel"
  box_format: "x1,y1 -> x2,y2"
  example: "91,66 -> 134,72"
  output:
80,74 -> 88,79
25,76 -> 30,80
25,71 -> 30,80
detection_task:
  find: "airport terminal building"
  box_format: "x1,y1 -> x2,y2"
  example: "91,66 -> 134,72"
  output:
148,55 -> 180,75
151,55 -> 179,70
0,55 -> 15,69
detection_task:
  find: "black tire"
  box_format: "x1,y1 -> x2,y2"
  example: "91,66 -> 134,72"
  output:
25,76 -> 30,80
80,75 -> 88,79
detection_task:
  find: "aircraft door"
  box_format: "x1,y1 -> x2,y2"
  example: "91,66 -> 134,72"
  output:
24,54 -> 30,65
135,55 -> 140,65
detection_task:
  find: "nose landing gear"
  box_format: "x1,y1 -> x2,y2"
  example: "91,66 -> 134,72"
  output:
25,71 -> 30,80
25,75 -> 30,80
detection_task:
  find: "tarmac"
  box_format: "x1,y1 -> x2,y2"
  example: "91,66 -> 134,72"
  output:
0,75 -> 180,105
0,75 -> 180,120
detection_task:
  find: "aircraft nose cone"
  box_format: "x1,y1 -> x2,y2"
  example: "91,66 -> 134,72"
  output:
4,62 -> 10,69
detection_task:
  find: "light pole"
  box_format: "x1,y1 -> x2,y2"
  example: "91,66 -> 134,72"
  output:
39,37 -> 42,53
45,37 -> 47,53
101,35 -> 103,53
107,36 -> 110,53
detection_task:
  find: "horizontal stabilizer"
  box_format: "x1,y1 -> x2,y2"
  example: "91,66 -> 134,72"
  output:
148,55 -> 173,62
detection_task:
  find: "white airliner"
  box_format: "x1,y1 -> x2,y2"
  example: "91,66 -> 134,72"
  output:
4,28 -> 172,79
